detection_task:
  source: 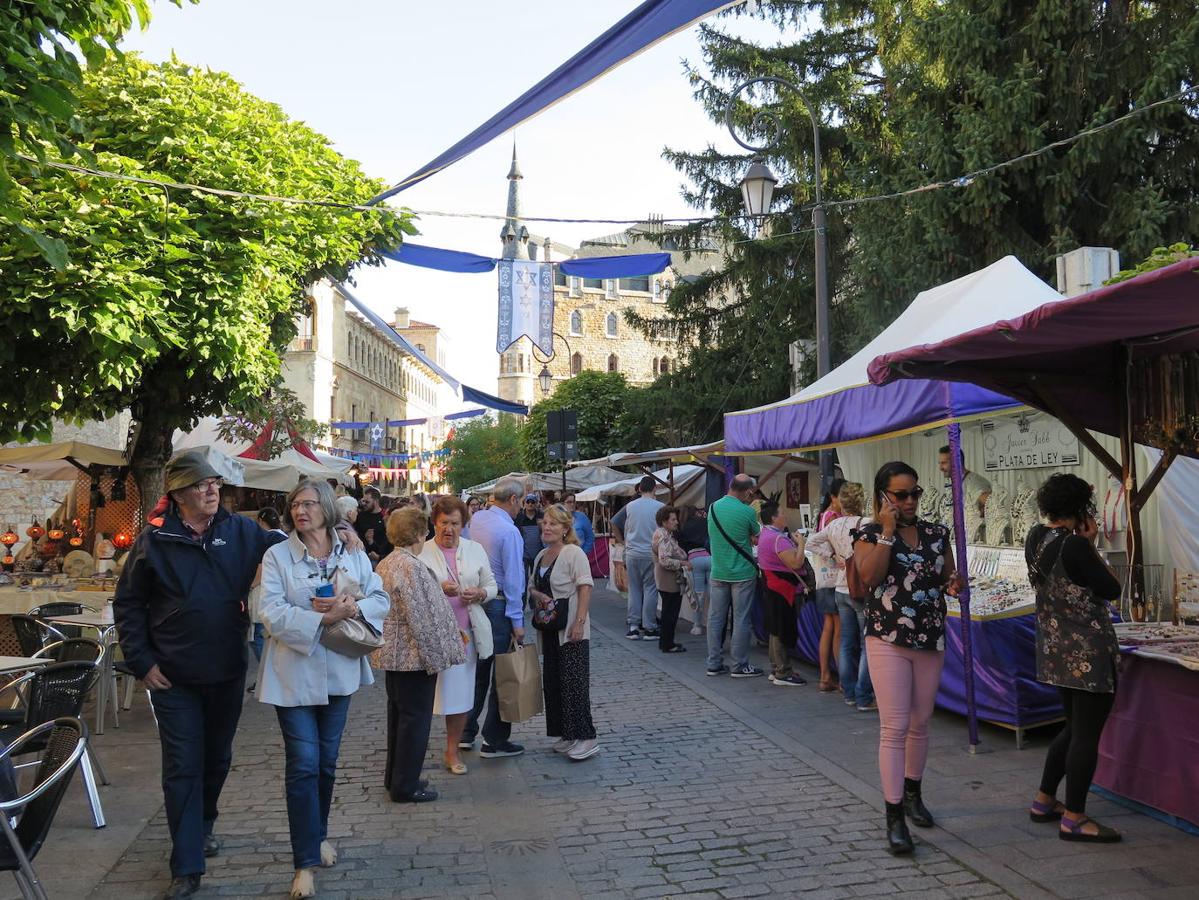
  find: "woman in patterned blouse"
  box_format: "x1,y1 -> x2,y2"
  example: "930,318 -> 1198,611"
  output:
854,461 -> 961,856
1025,474 -> 1122,844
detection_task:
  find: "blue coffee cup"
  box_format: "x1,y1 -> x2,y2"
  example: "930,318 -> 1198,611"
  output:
314,583 -> 335,599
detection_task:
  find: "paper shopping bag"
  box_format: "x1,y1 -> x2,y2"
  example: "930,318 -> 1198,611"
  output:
494,641 -> 543,723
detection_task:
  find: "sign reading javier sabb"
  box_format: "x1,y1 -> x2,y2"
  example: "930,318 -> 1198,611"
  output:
982,415 -> 1080,471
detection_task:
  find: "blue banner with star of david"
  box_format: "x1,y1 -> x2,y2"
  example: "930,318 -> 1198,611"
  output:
497,259 -> 553,355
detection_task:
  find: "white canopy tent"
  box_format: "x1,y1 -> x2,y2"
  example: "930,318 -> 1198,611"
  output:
173,418 -> 353,488
575,465 -> 706,505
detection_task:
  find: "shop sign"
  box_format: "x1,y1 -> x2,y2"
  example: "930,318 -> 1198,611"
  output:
982,417 -> 1080,471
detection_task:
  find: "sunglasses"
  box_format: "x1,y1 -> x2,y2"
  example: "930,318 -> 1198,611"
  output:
886,488 -> 925,503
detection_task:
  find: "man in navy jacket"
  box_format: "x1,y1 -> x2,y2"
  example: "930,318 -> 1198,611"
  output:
116,450 -> 284,900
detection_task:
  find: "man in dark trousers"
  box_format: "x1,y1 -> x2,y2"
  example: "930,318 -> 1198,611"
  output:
355,485 -> 393,564
115,450 -> 286,900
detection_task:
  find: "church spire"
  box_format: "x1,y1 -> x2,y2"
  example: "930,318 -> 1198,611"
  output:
500,143 -> 529,260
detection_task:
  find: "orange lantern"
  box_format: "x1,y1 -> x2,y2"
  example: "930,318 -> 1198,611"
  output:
47,523 -> 65,541
1,555 -> 13,570
68,534 -> 85,548
0,527 -> 17,551
112,531 -> 133,551
25,520 -> 44,541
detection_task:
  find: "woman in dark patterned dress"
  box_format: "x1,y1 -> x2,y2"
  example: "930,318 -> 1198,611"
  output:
1025,474 -> 1122,843
854,461 -> 961,856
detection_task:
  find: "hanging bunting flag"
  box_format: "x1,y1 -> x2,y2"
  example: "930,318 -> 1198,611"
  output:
368,0 -> 740,201
369,422 -> 385,452
497,259 -> 553,355
379,243 -> 671,279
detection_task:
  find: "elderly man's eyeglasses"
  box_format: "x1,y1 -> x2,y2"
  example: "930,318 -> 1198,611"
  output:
191,478 -> 223,493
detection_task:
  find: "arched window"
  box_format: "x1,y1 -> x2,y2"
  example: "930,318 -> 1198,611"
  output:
571,352 -> 583,375
607,353 -> 619,373
661,358 -> 670,375
606,313 -> 618,337
652,357 -> 660,375
569,310 -> 583,335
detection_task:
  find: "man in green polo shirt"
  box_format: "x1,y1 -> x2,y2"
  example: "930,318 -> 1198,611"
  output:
706,474 -> 763,678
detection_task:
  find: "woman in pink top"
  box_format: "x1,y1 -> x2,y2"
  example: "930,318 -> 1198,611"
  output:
419,496 -> 498,776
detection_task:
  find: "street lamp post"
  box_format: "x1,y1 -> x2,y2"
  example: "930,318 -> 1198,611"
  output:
534,331 -> 573,397
725,76 -> 834,493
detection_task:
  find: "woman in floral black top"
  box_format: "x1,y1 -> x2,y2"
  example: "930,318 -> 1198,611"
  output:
854,461 -> 960,856
1024,474 -> 1122,844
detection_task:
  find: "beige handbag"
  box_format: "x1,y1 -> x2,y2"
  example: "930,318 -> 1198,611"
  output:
319,567 -> 385,658
468,602 -> 494,659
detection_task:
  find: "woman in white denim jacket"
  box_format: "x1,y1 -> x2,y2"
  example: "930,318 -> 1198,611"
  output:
258,479 -> 388,900
419,496 -> 497,774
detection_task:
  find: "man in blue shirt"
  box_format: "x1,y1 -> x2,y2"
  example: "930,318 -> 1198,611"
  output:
461,476 -> 527,758
562,492 -> 595,556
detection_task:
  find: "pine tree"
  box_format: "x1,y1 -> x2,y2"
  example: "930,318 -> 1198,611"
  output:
633,0 -> 1199,438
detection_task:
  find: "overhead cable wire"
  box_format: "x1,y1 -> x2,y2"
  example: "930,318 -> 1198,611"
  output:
12,83 -> 1198,226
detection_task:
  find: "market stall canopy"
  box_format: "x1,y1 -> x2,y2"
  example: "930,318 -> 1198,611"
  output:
574,465 -> 706,503
0,440 -> 127,481
724,256 -> 1062,454
867,256 -> 1199,449
463,466 -> 629,497
174,418 -> 354,487
571,441 -> 724,468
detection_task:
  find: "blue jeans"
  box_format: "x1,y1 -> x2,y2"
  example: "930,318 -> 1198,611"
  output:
626,553 -> 659,630
464,598 -> 514,747
835,592 -> 874,706
149,677 -> 245,877
251,623 -> 265,662
275,695 -> 352,869
689,554 -> 712,625
706,578 -> 755,670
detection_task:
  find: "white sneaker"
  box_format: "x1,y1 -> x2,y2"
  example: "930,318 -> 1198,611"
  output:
319,840 -> 337,867
290,868 -> 316,899
551,738 -> 576,754
689,625 -> 703,636
566,738 -> 600,761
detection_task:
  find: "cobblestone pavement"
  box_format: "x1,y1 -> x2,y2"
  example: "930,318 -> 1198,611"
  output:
10,585 -> 1197,899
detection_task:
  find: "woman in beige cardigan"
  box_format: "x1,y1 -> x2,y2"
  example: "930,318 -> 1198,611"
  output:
529,504 -> 598,762
373,507 -> 465,804
419,495 -> 497,776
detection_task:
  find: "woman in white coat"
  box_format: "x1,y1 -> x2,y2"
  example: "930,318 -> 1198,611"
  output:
258,479 -> 388,900
419,495 -> 497,775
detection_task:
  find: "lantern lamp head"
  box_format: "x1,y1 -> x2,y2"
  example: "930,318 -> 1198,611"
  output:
739,159 -> 778,219
538,364 -> 553,396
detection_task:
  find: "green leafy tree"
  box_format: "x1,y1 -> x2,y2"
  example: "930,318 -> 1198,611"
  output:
218,385 -> 328,459
641,0 -> 1199,437
0,56 -> 414,512
519,371 -> 635,472
442,416 -> 523,492
1,1 -> 192,265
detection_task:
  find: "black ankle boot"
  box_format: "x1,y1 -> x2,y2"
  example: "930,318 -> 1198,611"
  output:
903,777 -> 934,828
885,801 -> 914,855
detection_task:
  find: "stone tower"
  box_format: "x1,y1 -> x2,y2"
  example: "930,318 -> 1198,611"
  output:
499,144 -> 531,260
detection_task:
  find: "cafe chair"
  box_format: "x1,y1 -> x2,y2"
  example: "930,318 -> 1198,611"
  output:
0,663 -> 107,829
25,605 -> 98,642
32,639 -> 104,665
0,717 -> 88,900
6,619 -> 58,661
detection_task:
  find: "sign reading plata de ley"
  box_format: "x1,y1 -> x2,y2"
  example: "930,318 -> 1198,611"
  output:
982,417 -> 1080,471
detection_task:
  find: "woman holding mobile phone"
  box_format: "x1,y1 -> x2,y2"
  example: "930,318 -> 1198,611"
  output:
853,461 -> 961,856
1024,474 -> 1122,844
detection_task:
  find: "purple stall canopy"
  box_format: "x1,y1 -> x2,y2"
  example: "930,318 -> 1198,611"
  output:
868,256 -> 1199,445
369,0 -> 739,202
724,256 -> 1063,453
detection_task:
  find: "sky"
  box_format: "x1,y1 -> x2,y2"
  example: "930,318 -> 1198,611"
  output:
118,0 -> 789,400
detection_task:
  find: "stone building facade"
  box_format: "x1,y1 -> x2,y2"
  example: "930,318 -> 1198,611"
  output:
494,151 -> 725,408
281,280 -> 453,492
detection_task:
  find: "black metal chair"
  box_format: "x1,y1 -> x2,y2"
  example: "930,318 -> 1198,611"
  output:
6,619 -> 51,659
32,639 -> 103,665
25,604 -> 97,641
0,663 -> 107,829
0,717 -> 88,900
